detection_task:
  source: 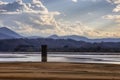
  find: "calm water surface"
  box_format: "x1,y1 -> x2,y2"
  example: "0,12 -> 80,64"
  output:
0,52 -> 120,64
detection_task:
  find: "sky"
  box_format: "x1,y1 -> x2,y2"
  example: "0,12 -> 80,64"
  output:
0,0 -> 120,38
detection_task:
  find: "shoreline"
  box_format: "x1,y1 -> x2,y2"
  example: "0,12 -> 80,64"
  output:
0,62 -> 119,80
0,52 -> 120,55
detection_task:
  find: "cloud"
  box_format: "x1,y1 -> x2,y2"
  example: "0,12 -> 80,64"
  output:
103,0 -> 120,24
80,0 -> 101,2
0,0 -> 95,37
103,15 -> 120,22
40,20 -> 120,38
101,0 -> 120,38
0,0 -> 60,35
0,0 -> 119,38
107,0 -> 120,4
107,0 -> 120,12
0,0 -> 59,14
72,0 -> 78,3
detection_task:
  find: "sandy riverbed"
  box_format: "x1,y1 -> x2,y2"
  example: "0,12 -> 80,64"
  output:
0,62 -> 119,80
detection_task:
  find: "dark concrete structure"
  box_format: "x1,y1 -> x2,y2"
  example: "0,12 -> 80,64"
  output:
41,45 -> 47,62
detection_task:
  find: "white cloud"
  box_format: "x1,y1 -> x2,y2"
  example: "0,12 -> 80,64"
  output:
0,0 -> 119,38
107,0 -> 120,12
72,0 -> 78,3
107,0 -> 120,4
103,15 -> 120,20
0,0 -> 96,37
104,0 -> 120,23
0,0 -> 60,35
113,5 -> 120,12
80,0 -> 101,2
101,0 -> 120,38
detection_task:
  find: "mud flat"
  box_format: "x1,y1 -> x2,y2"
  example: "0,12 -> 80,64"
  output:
0,62 -> 119,80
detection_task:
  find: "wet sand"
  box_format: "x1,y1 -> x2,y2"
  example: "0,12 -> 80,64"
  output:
0,62 -> 119,80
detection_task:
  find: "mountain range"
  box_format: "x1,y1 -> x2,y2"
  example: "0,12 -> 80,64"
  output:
0,27 -> 120,43
0,27 -> 22,39
48,35 -> 120,43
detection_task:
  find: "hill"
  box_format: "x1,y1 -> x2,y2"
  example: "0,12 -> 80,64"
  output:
0,38 -> 119,52
0,27 -> 22,39
49,35 -> 120,43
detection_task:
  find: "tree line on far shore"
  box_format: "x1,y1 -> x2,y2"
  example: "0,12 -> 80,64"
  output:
0,38 -> 120,52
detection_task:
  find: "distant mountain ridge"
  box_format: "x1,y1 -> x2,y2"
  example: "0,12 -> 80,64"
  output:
0,38 -> 120,52
49,35 -> 120,43
0,28 -> 120,52
0,27 -> 120,42
0,27 -> 22,39
48,35 -> 89,41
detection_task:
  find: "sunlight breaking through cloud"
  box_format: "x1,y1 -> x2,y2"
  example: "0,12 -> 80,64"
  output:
0,0 -> 120,38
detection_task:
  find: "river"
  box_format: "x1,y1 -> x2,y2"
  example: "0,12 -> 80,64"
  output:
0,52 -> 120,64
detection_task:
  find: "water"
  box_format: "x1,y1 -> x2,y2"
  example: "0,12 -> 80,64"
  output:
0,52 -> 120,64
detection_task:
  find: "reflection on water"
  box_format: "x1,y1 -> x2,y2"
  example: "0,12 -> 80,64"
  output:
0,52 -> 120,64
